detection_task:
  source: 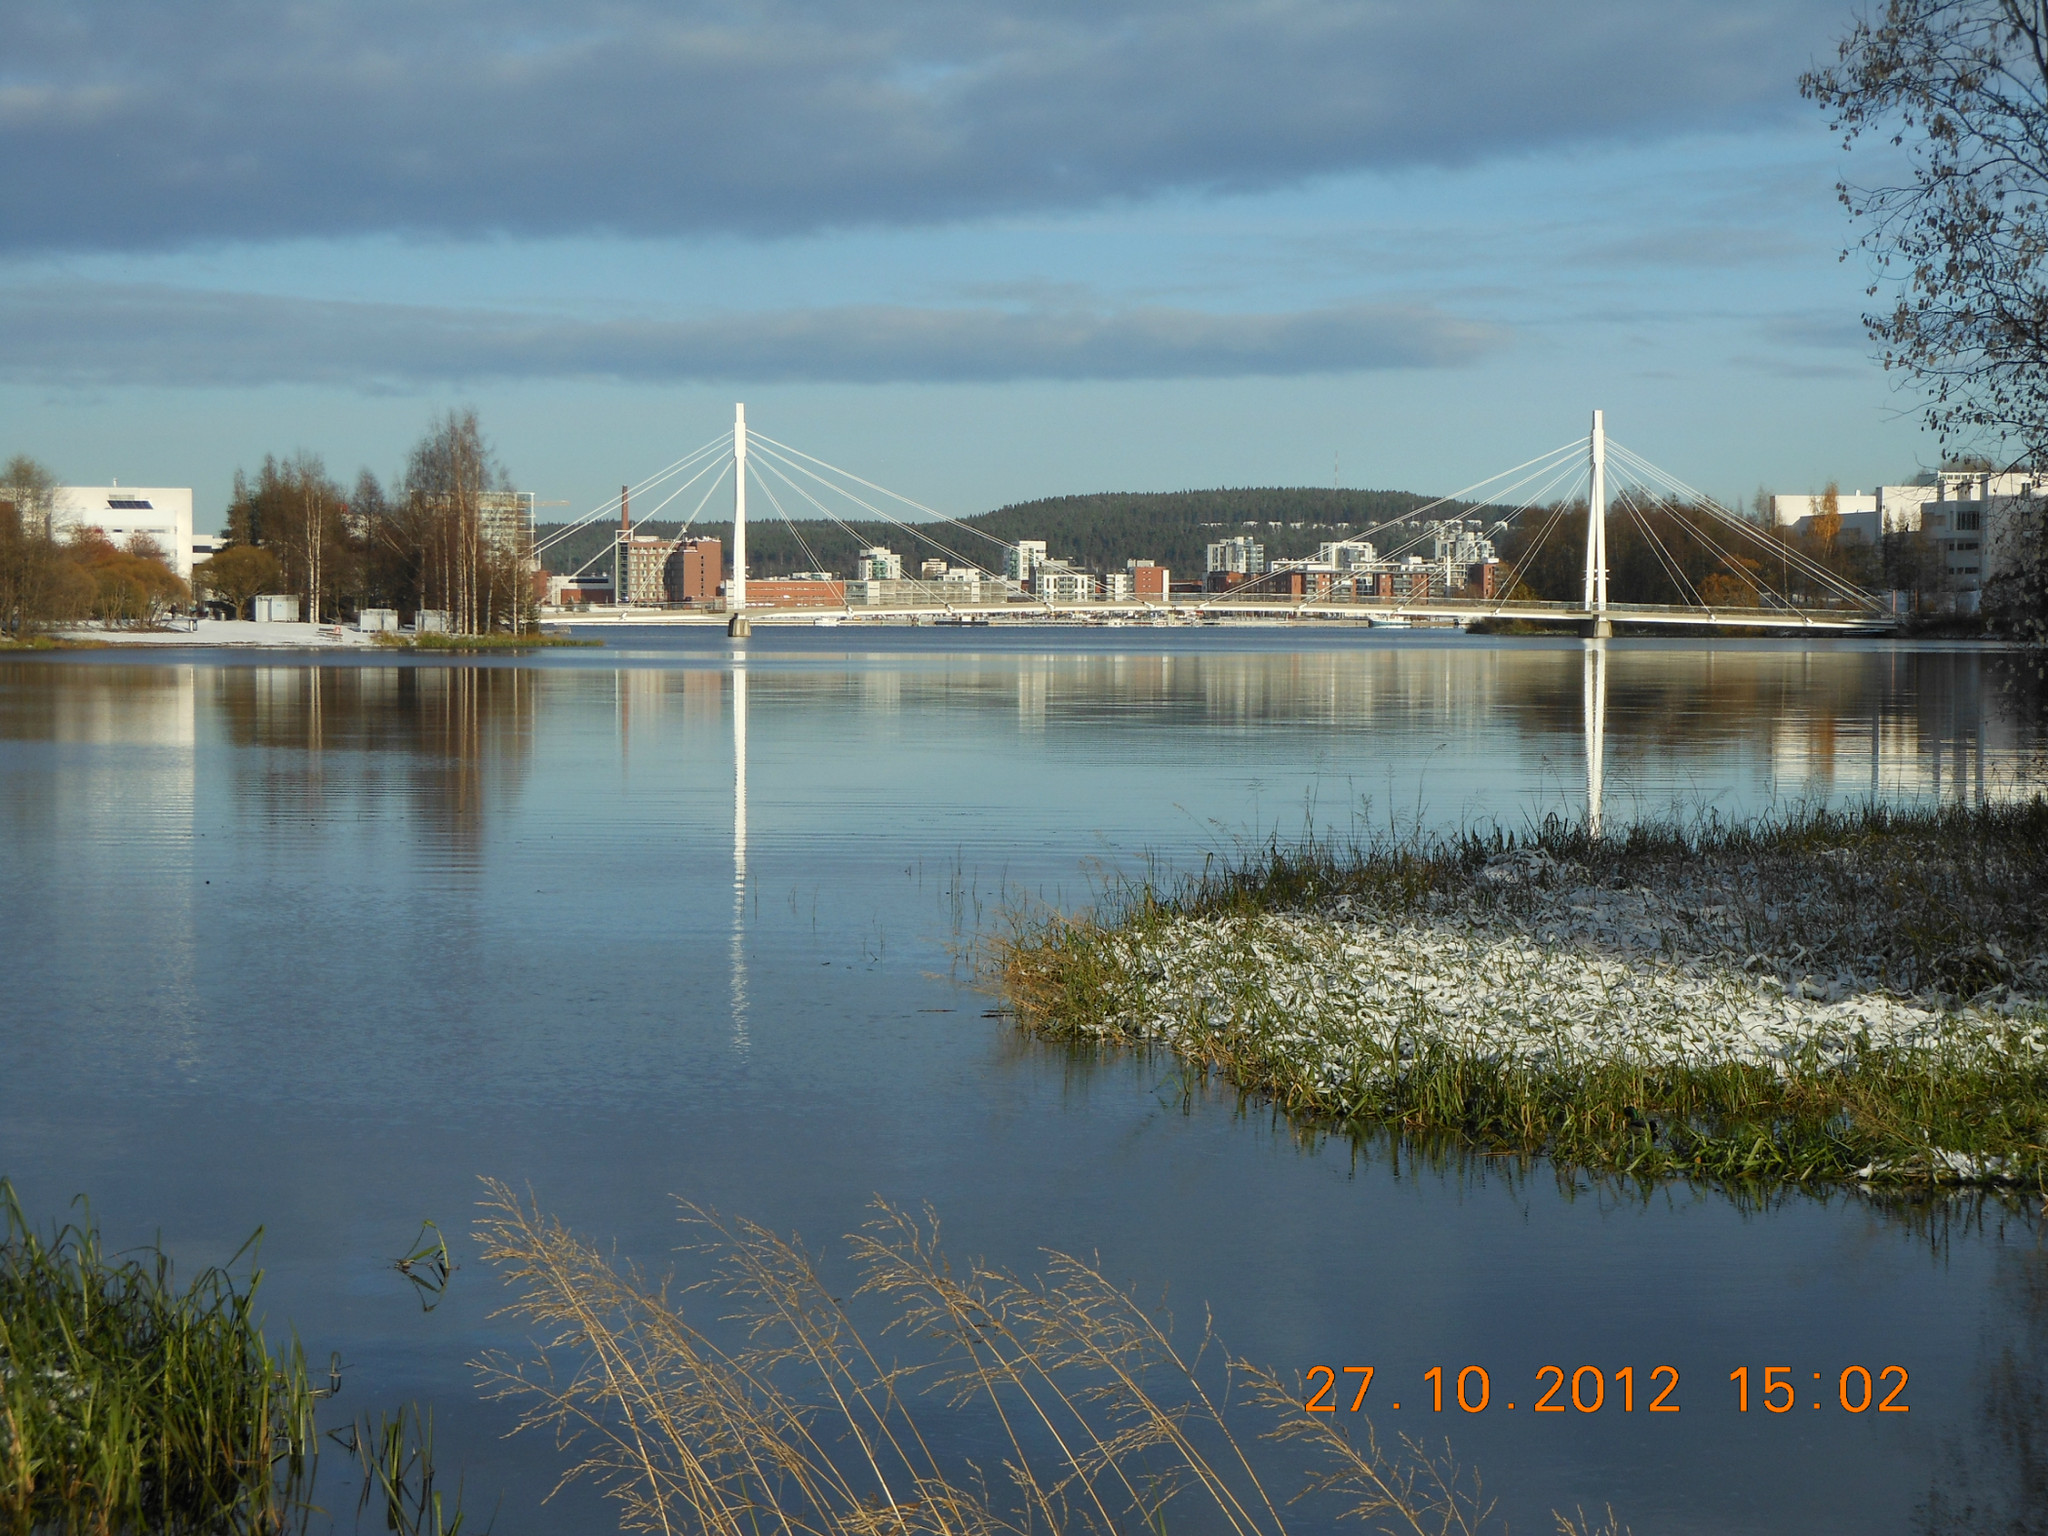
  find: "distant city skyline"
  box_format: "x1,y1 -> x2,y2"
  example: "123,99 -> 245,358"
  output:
2,0 -> 1945,530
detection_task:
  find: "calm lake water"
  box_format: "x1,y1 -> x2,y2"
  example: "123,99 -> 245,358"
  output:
2,629 -> 2044,1534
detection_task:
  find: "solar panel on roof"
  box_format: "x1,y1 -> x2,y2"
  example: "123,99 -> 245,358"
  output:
106,498 -> 154,510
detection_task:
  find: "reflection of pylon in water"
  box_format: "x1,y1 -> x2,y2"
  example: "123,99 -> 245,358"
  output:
1583,639 -> 1607,838
729,661 -> 750,1054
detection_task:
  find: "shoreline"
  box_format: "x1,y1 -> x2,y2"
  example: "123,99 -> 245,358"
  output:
12,621 -> 598,651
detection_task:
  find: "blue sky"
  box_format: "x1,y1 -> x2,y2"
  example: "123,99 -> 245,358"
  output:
0,0 -> 1938,529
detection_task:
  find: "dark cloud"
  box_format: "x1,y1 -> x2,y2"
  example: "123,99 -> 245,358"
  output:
0,282 -> 1506,385
1761,312 -> 1872,351
0,0 -> 1841,252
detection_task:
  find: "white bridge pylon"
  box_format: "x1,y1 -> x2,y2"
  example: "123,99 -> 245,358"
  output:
727,402 -> 750,636
1584,408 -> 1610,633
533,404 -> 1887,630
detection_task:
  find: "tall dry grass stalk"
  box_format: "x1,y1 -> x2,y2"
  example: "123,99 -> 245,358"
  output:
472,1181 -> 1622,1536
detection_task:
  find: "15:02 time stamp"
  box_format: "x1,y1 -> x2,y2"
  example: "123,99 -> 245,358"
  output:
1304,1365 -> 1910,1415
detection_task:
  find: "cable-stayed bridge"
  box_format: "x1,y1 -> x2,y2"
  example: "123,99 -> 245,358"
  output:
536,407 -> 1895,634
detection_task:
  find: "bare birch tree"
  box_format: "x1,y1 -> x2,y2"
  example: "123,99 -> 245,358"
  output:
401,410 -> 512,634
1804,0 -> 2048,644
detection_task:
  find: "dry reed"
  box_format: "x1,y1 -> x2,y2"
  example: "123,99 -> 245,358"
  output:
471,1180 -> 1625,1536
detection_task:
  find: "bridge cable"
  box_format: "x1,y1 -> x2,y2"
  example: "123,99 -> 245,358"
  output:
1614,484 -> 1709,609
748,455 -> 975,603
746,432 -> 1014,553
748,443 -> 1003,579
1606,439 -> 1880,609
746,461 -> 835,587
1605,439 -> 1834,600
557,456 -> 730,583
1493,471 -> 1590,608
533,435 -> 726,559
1615,473 -> 1794,611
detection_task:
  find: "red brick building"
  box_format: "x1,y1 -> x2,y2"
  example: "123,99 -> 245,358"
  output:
668,537 -> 723,602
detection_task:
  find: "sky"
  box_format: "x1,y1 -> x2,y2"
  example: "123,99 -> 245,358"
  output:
0,0 -> 1945,530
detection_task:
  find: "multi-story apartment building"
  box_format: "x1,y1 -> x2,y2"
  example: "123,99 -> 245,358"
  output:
668,536 -> 722,602
614,532 -> 673,606
1206,536 -> 1266,577
1127,560 -> 1171,597
1004,540 -> 1049,584
1036,565 -> 1097,603
853,546 -> 904,581
478,491 -> 537,565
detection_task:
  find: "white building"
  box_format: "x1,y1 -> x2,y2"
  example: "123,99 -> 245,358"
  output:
853,545 -> 904,581
1916,501 -> 1991,593
52,486 -> 197,581
1429,519 -> 1497,567
1206,536 -> 1266,576
1912,484 -> 2042,598
1315,539 -> 1379,570
1099,571 -> 1133,601
1772,470 -> 2045,603
1004,540 -> 1049,583
479,490 -> 537,565
938,568 -> 984,602
1037,565 -> 1097,603
1776,472 -> 2048,544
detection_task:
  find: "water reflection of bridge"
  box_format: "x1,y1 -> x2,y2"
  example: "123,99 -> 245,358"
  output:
540,406 -> 1894,635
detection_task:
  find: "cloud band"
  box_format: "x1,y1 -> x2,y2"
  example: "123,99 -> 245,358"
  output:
0,283 -> 1507,387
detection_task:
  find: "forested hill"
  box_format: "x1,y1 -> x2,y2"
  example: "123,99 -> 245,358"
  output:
537,486 -> 1452,580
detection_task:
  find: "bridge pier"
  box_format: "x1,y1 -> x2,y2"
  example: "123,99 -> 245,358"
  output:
727,612 -> 751,637
1586,616 -> 1612,640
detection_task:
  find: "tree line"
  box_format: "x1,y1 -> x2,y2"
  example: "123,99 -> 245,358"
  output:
207,410 -> 534,631
2,410 -> 536,639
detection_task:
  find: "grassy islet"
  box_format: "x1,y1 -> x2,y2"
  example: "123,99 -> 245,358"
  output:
997,801 -> 2048,1187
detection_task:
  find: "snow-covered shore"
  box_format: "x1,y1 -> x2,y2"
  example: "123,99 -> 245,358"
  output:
1088,887 -> 2045,1085
50,620 -> 380,649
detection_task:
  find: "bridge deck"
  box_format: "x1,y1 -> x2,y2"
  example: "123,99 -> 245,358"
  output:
541,596 -> 1894,633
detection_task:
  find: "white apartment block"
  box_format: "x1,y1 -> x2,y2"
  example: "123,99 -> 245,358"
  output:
1037,566 -> 1097,603
853,545 -> 904,581
51,486 -> 197,581
1774,470 -> 2046,601
1315,539 -> 1379,570
1206,536 -> 1266,575
938,568 -> 984,602
1004,540 -> 1049,583
1429,518 -> 1497,566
